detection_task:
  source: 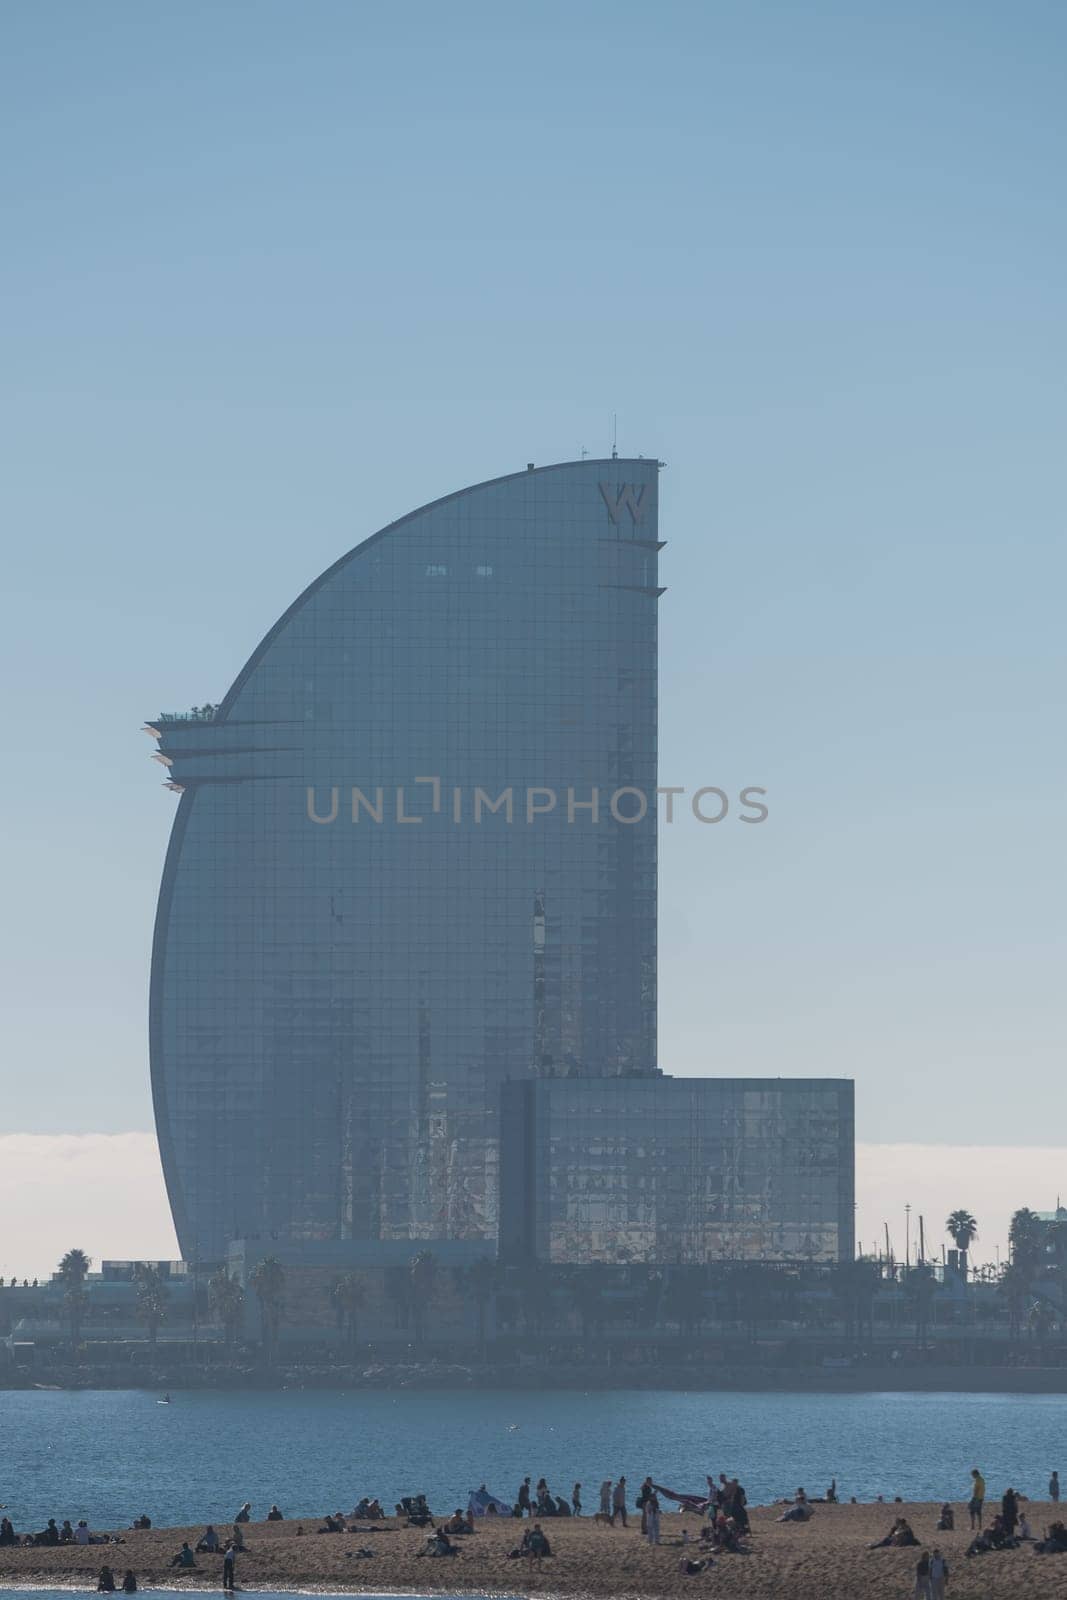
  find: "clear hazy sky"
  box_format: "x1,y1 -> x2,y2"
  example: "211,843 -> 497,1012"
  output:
2,2 -> 1064,1209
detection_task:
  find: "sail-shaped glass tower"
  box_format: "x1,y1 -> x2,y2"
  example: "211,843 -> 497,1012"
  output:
147,459 -> 661,1261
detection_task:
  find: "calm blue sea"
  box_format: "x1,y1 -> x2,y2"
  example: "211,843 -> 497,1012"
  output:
0,1388 -> 1064,1531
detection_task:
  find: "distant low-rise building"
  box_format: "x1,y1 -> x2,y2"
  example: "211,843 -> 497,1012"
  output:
500,1075 -> 855,1265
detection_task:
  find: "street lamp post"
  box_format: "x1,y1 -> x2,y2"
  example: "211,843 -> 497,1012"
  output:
905,1205 -> 911,1272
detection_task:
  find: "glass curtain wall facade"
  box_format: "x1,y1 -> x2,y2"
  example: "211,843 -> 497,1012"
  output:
147,460 -> 660,1261
500,1077 -> 855,1265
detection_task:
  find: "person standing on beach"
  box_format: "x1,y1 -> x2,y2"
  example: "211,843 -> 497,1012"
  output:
1001,1486 -> 1018,1537
913,1550 -> 932,1600
599,1480 -> 612,1517
929,1549 -> 949,1599
645,1491 -> 661,1546
517,1478 -> 531,1517
612,1477 -> 628,1527
572,1483 -> 582,1516
1051,1471 -> 1060,1503
222,1542 -> 236,1591
968,1468 -> 985,1530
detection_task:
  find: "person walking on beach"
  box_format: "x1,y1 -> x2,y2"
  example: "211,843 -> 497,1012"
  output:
612,1477 -> 628,1527
968,1468 -> 985,1530
599,1480 -> 612,1517
1051,1470 -> 1060,1503
222,1542 -> 237,1591
929,1549 -> 949,1599
571,1482 -> 582,1516
913,1550 -> 932,1600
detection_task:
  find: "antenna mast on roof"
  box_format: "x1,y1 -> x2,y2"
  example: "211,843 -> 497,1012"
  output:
611,412 -> 618,459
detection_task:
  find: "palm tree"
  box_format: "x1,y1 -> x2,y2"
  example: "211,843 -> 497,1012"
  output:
134,1263 -> 169,1350
460,1257 -> 498,1353
249,1256 -> 286,1361
945,1210 -> 978,1278
58,1248 -> 91,1349
569,1266 -> 610,1342
1010,1208 -> 1043,1275
906,1260 -> 937,1346
998,1260 -> 1030,1341
663,1269 -> 707,1337
409,1250 -> 438,1347
329,1271 -> 367,1357
515,1261 -> 555,1337
834,1259 -> 877,1345
209,1270 -> 245,1348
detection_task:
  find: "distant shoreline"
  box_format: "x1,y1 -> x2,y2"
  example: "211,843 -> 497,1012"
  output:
2,1363 -> 1066,1395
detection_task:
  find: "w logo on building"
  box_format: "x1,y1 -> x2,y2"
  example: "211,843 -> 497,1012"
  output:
599,481 -> 649,525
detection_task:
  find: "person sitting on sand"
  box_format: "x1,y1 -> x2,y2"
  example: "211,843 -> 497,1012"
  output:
351,1498 -> 384,1521
443,1510 -> 472,1535
196,1526 -> 219,1553
680,1555 -> 712,1574
1036,1520 -> 1067,1553
121,1571 -> 137,1592
966,1514 -> 1016,1557
418,1527 -> 457,1558
170,1542 -> 197,1569
777,1490 -> 814,1524
317,1515 -> 344,1534
1019,1511 -> 1033,1540
935,1504 -> 954,1531
0,1518 -> 15,1547
869,1517 -> 918,1548
266,1505 -> 283,1522
230,1523 -> 245,1551
398,1494 -> 432,1528
130,1516 -> 151,1531
97,1566 -> 116,1591
525,1523 -> 552,1564
234,1503 -> 251,1524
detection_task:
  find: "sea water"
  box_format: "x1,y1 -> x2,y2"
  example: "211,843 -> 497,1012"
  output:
1,1388 -> 1064,1530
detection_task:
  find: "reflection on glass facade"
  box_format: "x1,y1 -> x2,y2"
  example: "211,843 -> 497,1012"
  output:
500,1077 -> 855,1265
147,460 -> 660,1261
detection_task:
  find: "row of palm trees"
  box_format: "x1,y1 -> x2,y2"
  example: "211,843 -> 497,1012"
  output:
49,1207 -> 1058,1358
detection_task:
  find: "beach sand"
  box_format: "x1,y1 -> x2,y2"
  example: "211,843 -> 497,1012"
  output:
2,1503 -> 1066,1599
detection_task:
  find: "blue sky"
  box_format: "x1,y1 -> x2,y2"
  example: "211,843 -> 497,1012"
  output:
2,2 -> 1064,1172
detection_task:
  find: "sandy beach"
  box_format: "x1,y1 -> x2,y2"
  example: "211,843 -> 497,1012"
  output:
3,1502 -> 1067,1599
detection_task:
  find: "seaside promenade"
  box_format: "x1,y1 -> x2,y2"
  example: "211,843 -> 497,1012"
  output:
2,1502 -> 1066,1599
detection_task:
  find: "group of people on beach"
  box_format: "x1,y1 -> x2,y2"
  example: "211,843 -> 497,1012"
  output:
0,1516 -> 128,1549
6,1461 -> 1067,1590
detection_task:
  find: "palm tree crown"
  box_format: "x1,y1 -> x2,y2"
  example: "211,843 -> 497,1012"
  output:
946,1210 -> 978,1253
58,1248 -> 91,1284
